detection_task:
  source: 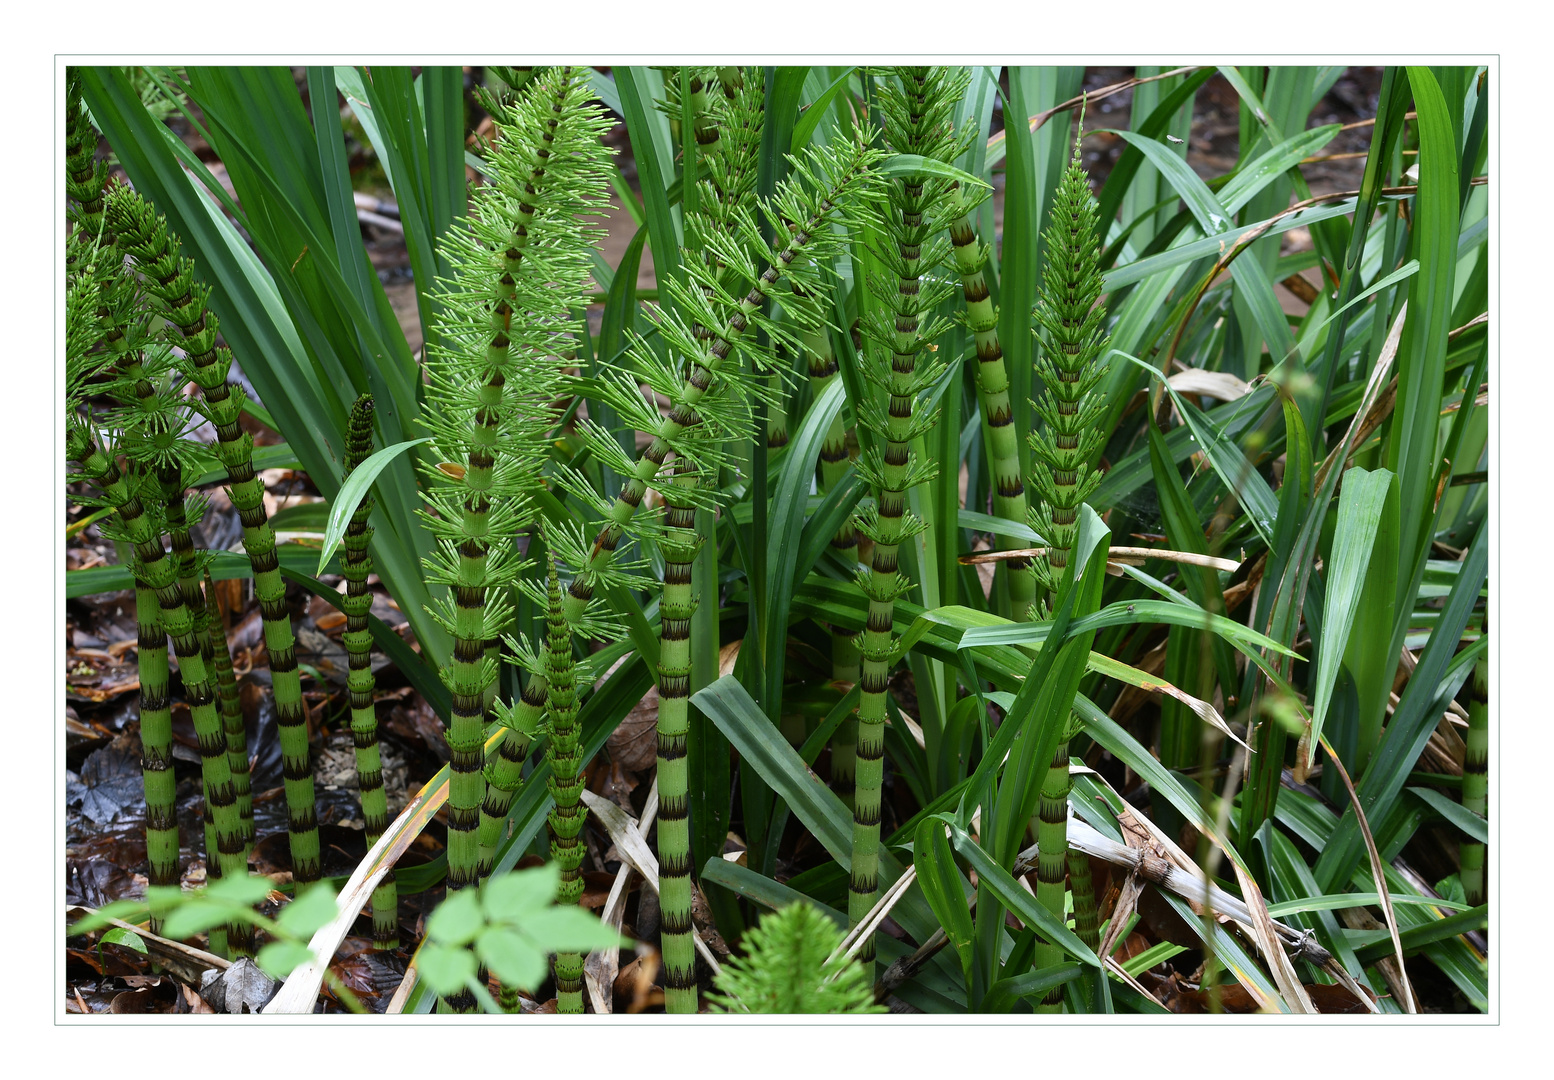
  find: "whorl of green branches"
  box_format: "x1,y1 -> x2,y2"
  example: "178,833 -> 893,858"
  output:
65,71 -> 110,238
707,902 -> 884,1015
454,68 -> 616,884
558,133 -> 884,630
1028,129 -> 1111,604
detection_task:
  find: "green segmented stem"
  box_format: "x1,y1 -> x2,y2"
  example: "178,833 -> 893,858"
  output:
65,71 -> 109,240
424,66 -> 610,1010
948,194 -> 1036,621
1461,643 -> 1487,908
847,67 -> 965,968
541,561 -> 586,1013
107,189 -> 321,886
69,430 -> 249,910
204,572 -> 253,856
341,395 -> 397,949
800,301 -> 861,799
1027,129 -> 1112,1011
766,366 -> 791,454
657,464 -> 702,1013
473,72 -> 589,874
133,575 -> 178,931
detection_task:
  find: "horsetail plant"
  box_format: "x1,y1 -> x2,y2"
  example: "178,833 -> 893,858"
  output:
844,66 -> 969,967
565,132 -> 884,1011
106,185 -> 324,887
460,68 -> 616,879
65,96 -> 190,932
340,395 -> 398,949
1027,124 -> 1114,1002
419,64 -> 611,1008
203,569 -> 254,856
950,183 -> 1036,620
66,422 -> 251,927
542,559 -> 586,1012
800,286 -> 862,799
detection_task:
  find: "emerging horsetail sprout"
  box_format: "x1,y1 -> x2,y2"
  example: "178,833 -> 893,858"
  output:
1027,121 -> 1113,1002
846,66 -> 970,969
421,64 -> 611,1010
340,396 -> 398,950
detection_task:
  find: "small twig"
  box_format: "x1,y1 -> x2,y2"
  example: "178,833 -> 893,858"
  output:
960,545 -> 1240,573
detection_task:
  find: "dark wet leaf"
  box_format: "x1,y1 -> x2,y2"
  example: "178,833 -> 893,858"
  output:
71,740 -> 145,825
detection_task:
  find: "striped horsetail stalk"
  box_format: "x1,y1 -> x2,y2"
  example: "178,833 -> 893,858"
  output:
1461,635 -> 1487,908
949,183 -> 1037,621
461,67 -> 615,879
203,570 -> 254,856
542,558 -> 586,1012
341,395 -> 398,949
106,186 -> 324,886
422,65 -> 610,1009
1027,122 -> 1113,1003
564,132 -> 883,1012
798,285 -> 863,800
845,67 -> 972,968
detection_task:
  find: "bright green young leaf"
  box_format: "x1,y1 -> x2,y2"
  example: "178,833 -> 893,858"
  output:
276,884 -> 339,940
100,927 -> 148,955
482,864 -> 562,923
475,927 -> 549,991
417,943 -> 478,997
316,437 -> 432,573
514,907 -> 624,953
256,941 -> 316,979
425,888 -> 484,947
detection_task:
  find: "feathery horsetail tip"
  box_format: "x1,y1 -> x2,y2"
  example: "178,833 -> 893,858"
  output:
1027,103 -> 1109,604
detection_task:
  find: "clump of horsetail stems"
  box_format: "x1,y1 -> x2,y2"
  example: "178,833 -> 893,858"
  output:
66,393 -> 251,941
1027,120 -> 1112,1002
462,68 -> 615,881
564,132 -> 883,1012
950,181 -> 1036,620
421,64 -> 610,1010
65,82 -> 188,933
846,66 -> 970,968
105,185 -> 323,888
340,395 -> 397,949
1461,630 -> 1487,908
